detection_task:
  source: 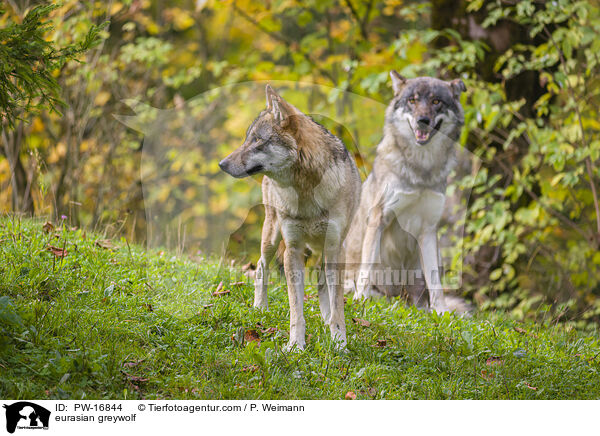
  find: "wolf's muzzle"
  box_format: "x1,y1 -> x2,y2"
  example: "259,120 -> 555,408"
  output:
218,158 -> 230,173
219,158 -> 263,178
413,119 -> 443,145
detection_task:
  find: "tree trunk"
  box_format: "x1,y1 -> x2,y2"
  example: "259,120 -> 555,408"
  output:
1,121 -> 35,215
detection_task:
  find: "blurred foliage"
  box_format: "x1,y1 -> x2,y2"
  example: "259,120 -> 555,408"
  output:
0,0 -> 599,321
455,0 -> 600,322
0,3 -> 105,129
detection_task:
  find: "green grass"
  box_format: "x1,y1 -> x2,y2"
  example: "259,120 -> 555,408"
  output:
1,217 -> 599,400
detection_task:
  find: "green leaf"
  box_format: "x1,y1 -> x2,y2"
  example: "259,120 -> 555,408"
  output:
0,296 -> 23,328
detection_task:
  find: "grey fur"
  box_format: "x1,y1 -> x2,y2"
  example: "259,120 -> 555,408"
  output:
344,72 -> 466,313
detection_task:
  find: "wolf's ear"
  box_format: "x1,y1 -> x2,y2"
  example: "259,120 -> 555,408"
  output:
265,84 -> 277,111
265,84 -> 294,124
390,70 -> 407,96
449,79 -> 466,98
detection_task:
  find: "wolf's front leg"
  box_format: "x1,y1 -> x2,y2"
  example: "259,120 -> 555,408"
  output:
355,205 -> 385,300
254,207 -> 281,310
324,244 -> 347,349
283,244 -> 306,351
418,230 -> 448,313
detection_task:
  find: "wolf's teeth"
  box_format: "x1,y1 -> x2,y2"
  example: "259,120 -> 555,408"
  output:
416,130 -> 429,140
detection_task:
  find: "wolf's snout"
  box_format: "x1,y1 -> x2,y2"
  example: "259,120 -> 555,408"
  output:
218,159 -> 229,172
417,116 -> 430,126
413,116 -> 436,145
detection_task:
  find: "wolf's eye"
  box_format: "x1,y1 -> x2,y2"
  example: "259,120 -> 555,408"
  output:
432,98 -> 440,105
408,97 -> 416,104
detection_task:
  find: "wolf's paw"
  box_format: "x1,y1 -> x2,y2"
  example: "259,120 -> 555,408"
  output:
332,339 -> 348,352
252,301 -> 268,310
353,291 -> 369,301
430,304 -> 451,315
284,340 -> 306,353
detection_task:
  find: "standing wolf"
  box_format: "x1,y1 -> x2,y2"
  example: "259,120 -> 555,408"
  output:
344,71 -> 466,313
219,85 -> 361,350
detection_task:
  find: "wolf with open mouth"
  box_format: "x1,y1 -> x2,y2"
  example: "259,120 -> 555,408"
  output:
343,71 -> 466,313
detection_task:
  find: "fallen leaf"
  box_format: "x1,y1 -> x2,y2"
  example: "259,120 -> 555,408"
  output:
178,387 -> 200,394
47,245 -> 67,257
352,318 -> 371,327
480,370 -> 495,380
42,221 -> 54,233
514,327 -> 527,334
145,303 -> 153,312
486,356 -> 504,366
242,365 -> 260,372
524,382 -> 537,391
375,339 -> 387,347
345,391 -> 357,400
261,327 -> 278,335
242,262 -> 256,272
244,329 -> 261,343
95,239 -> 116,250
367,387 -> 377,398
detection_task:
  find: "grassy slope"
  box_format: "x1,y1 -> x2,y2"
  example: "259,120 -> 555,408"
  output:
1,217 -> 599,400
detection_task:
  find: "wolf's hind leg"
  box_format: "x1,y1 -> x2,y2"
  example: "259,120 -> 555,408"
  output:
324,228 -> 347,348
317,261 -> 331,323
254,206 -> 281,310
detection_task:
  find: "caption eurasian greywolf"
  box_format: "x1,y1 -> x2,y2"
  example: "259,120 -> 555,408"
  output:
219,85 -> 361,350
344,71 -> 466,313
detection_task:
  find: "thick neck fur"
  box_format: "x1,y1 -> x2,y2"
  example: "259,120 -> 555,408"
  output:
376,111 -> 457,193
270,115 -> 335,191
266,115 -> 350,219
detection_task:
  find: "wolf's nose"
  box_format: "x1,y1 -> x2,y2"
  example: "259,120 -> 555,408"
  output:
218,159 -> 228,171
417,116 -> 430,126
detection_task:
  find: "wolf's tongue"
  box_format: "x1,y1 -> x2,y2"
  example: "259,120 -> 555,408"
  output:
415,129 -> 429,142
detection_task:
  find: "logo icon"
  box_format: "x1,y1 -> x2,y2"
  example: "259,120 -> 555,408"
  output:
3,402 -> 50,434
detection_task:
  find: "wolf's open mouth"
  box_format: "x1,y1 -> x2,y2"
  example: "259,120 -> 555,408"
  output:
414,119 -> 443,145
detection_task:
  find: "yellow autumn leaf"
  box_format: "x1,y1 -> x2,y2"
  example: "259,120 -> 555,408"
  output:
94,91 -> 111,107
550,173 -> 565,186
110,3 -> 123,15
